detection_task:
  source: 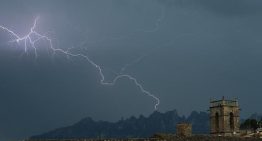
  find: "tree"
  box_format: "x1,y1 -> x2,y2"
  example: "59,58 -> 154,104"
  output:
259,118 -> 262,128
240,119 -> 258,131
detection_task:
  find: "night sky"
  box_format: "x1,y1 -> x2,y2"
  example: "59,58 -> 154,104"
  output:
1,0 -> 262,140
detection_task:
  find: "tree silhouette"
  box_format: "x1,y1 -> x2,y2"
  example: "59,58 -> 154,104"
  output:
240,119 -> 258,131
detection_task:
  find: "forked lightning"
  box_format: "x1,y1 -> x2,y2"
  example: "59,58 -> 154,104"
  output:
0,17 -> 160,110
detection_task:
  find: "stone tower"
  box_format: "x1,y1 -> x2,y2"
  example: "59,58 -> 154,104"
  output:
176,123 -> 192,137
210,97 -> 240,136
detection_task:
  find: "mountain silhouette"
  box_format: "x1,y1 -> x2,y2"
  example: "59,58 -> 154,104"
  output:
31,110 -> 209,139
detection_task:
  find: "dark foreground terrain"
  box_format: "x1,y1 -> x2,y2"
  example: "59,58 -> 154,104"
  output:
25,135 -> 262,141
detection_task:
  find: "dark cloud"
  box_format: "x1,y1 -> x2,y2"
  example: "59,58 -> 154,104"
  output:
158,0 -> 262,17
0,0 -> 262,140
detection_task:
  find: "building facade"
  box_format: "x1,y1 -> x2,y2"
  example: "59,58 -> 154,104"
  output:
210,97 -> 240,136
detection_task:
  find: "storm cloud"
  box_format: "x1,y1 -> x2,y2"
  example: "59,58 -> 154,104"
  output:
0,0 -> 262,140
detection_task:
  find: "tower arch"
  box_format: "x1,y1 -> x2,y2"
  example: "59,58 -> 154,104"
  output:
210,98 -> 240,136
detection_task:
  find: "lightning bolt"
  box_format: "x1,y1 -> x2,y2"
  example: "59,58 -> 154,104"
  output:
0,17 -> 160,110
119,55 -> 148,74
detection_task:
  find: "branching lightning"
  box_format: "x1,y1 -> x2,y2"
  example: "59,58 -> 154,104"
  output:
0,17 -> 160,110
119,54 -> 148,74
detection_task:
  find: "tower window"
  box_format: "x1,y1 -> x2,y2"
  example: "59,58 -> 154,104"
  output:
215,112 -> 219,132
230,112 -> 234,130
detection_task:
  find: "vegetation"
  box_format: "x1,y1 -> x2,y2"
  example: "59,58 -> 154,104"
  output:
258,118 -> 262,132
240,118 -> 262,131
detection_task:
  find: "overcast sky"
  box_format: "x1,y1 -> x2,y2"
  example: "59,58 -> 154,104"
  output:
1,0 -> 262,140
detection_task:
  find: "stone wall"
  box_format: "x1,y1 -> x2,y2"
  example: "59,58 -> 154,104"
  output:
176,123 -> 192,136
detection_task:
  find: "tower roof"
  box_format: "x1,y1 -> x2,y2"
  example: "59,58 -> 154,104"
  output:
210,98 -> 238,108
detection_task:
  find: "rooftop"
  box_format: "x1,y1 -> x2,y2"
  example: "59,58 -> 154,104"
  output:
210,97 -> 238,107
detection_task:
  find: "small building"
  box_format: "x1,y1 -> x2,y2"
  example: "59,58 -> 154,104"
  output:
209,97 -> 240,136
176,123 -> 192,137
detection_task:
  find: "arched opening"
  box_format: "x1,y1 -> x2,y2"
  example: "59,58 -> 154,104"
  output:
215,112 -> 219,132
230,112 -> 234,130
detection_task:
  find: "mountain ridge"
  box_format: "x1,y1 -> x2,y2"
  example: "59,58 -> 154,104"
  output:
31,110 -> 209,139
